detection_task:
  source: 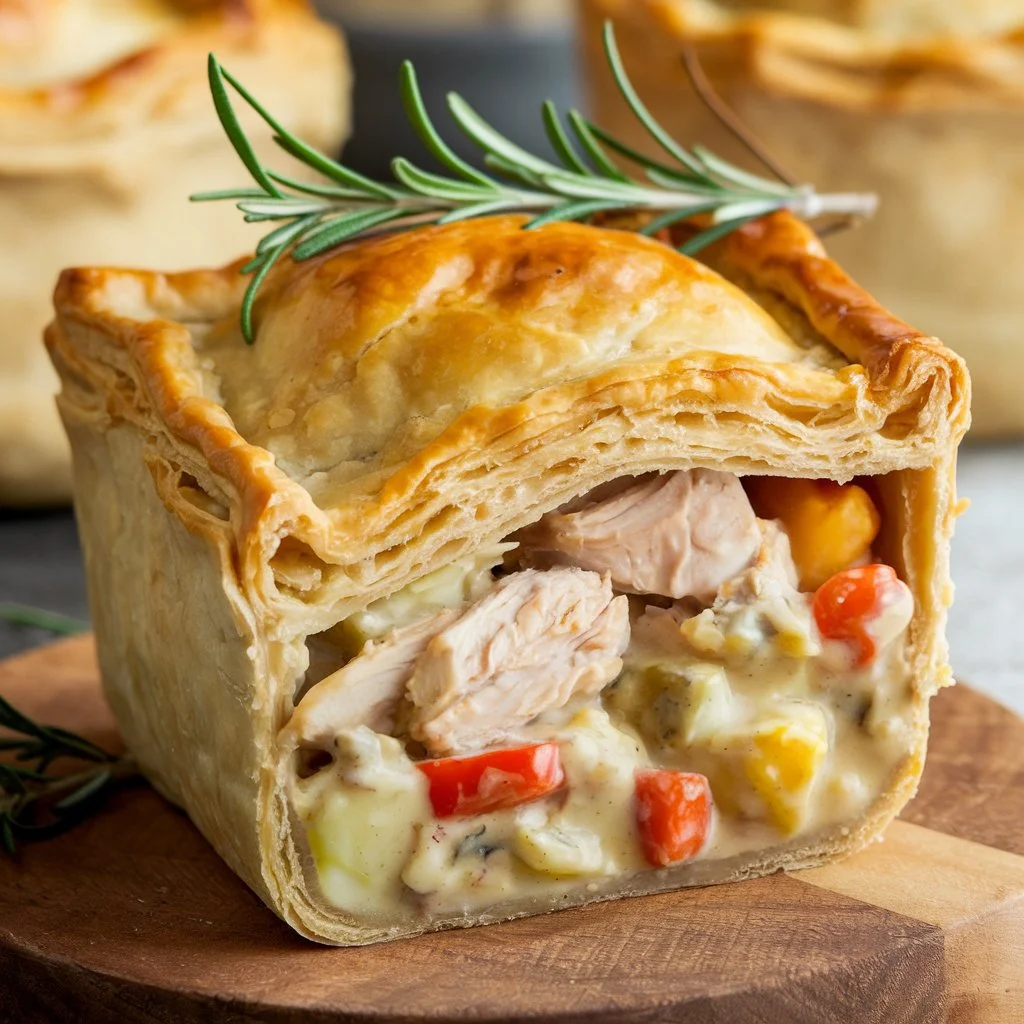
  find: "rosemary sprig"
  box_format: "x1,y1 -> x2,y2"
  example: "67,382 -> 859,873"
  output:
193,21 -> 877,344
0,695 -> 138,854
0,604 -> 135,852
0,602 -> 88,636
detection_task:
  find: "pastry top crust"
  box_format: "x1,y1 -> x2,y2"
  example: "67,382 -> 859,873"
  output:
216,216 -> 819,488
47,212 -> 969,633
0,0 -> 333,151
589,0 -> 1024,110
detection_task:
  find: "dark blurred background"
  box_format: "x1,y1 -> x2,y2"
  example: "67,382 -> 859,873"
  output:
0,510 -> 88,658
337,9 -> 579,178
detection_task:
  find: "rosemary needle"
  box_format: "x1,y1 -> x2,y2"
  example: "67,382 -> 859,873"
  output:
192,21 -> 878,344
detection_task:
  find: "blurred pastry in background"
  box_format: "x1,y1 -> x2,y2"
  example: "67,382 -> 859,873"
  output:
579,0 -> 1024,436
315,0 -> 577,179
321,0 -> 568,24
0,0 -> 349,505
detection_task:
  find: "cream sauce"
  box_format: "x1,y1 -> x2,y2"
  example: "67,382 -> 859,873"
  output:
293,707 -> 654,920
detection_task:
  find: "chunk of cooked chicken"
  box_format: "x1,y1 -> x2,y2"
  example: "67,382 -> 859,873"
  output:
514,470 -> 761,602
716,519 -> 800,605
408,568 -> 630,756
628,519 -> 807,662
681,520 -> 816,660
286,608 -> 458,749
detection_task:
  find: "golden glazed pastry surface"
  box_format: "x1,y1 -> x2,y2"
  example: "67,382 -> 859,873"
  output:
0,0 -> 348,504
47,212 -> 969,944
580,0 -> 1024,435
211,217 -> 824,491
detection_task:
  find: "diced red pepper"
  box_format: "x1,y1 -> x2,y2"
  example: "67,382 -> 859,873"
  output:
416,743 -> 565,819
634,769 -> 712,867
812,563 -> 907,666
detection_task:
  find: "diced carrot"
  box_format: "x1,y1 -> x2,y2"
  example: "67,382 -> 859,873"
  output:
634,769 -> 712,867
416,743 -> 564,819
812,563 -> 906,666
745,477 -> 880,591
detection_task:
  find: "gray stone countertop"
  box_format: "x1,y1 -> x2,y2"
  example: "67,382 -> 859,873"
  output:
2,444 -> 1022,714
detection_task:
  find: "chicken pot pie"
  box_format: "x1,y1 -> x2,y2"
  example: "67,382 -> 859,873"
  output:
579,0 -> 1021,436
0,0 -> 348,505
47,212 -> 969,945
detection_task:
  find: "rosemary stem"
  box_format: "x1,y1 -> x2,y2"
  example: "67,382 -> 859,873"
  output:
305,188 -> 877,220
0,758 -> 132,806
793,191 -> 879,219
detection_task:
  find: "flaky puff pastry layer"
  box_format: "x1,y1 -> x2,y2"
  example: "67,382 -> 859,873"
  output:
580,0 -> 1023,436
47,213 -> 969,944
0,0 -> 347,505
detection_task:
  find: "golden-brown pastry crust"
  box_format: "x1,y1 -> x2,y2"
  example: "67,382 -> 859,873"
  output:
579,0 -> 1023,435
47,212 -> 969,943
0,0 -> 347,504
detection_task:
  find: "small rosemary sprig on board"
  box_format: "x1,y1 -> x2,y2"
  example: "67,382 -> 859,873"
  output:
0,602 -> 88,637
193,21 -> 877,344
0,605 -> 134,853
0,696 -> 137,855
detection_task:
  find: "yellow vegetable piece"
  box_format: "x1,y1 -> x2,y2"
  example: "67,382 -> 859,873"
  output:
774,626 -> 817,660
679,609 -> 727,657
745,477 -> 881,591
742,706 -> 830,835
513,819 -> 605,877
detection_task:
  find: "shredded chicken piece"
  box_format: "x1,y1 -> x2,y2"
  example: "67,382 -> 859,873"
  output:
629,520 -> 806,659
716,520 -> 800,605
286,609 -> 458,748
514,470 -> 761,602
408,568 -> 629,756
630,601 -> 697,656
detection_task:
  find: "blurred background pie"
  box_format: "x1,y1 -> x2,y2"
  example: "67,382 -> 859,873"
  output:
580,0 -> 1024,436
0,0 -> 349,504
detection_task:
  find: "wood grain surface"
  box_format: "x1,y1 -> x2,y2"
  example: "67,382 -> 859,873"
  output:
1,637 -> 1022,1024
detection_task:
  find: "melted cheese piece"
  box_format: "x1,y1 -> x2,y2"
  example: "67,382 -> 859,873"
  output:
297,729 -> 431,915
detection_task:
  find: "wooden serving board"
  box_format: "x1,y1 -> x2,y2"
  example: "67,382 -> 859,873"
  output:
1,638 -> 1022,1024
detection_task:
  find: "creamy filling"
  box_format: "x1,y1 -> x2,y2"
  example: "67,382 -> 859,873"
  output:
297,707 -> 653,916
287,471 -> 915,922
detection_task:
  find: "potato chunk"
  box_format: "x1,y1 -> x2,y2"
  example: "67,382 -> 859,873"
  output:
745,478 -> 880,591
